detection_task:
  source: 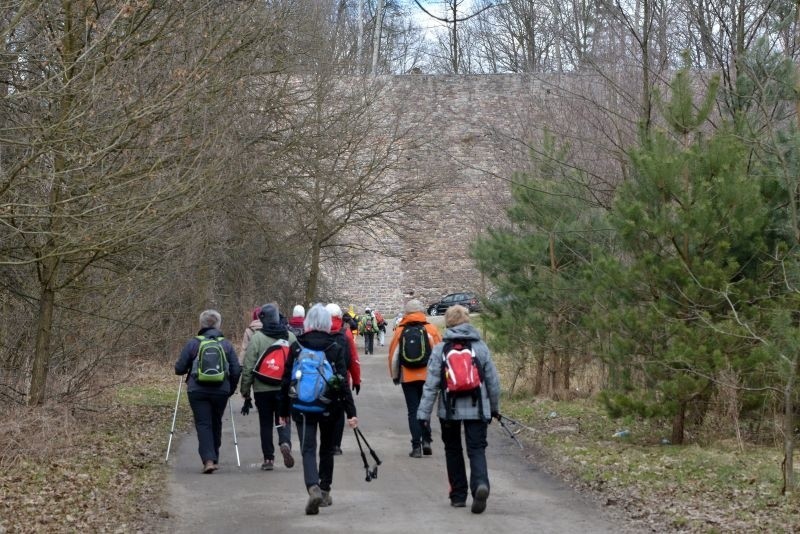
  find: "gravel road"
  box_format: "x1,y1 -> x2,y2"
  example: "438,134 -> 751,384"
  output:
164,334 -> 619,534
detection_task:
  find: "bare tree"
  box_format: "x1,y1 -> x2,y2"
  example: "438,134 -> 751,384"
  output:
0,1 -> 278,405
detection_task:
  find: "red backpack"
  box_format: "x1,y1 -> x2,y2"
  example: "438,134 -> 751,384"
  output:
443,341 -> 482,395
253,338 -> 291,385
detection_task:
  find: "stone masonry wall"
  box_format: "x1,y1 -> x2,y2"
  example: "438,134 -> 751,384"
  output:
322,73 -> 628,317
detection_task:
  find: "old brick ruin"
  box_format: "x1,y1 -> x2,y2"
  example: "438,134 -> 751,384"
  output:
317,74 -> 576,316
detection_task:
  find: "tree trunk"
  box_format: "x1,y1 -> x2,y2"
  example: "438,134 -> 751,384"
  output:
370,0 -> 384,75
783,354 -> 799,495
28,281 -> 55,406
533,351 -> 544,395
304,237 -> 322,309
671,401 -> 686,445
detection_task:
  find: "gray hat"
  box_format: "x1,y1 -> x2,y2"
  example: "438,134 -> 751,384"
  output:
258,303 -> 280,324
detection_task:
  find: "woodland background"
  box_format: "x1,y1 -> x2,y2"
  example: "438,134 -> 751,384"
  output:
3,1 -> 800,528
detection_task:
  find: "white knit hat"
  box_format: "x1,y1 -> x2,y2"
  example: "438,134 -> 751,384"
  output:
292,304 -> 305,318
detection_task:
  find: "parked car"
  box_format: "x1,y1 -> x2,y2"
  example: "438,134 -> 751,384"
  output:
427,292 -> 481,316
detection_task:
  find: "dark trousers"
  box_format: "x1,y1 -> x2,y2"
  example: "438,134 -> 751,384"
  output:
333,409 -> 346,449
440,418 -> 489,503
401,381 -> 432,448
187,391 -> 228,464
364,332 -> 375,354
254,390 -> 291,460
294,408 -> 340,491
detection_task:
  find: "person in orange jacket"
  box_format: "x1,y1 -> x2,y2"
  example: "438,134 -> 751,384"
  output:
388,298 -> 442,458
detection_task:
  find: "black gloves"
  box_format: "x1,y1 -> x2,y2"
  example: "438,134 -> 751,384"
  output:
393,378 -> 400,386
491,411 -> 500,421
241,397 -> 253,416
418,419 -> 430,430
353,383 -> 361,395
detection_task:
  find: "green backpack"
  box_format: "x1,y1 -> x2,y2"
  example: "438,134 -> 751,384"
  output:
192,335 -> 229,384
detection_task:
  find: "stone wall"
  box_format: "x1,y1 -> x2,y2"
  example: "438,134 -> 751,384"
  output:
322,73 -> 630,317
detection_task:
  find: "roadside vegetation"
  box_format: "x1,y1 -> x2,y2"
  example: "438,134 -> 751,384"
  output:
502,394 -> 800,532
0,363 -> 187,533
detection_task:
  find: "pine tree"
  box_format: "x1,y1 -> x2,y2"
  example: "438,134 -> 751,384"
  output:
598,66 -> 774,444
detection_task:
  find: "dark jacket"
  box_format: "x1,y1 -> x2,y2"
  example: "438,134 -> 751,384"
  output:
175,327 -> 242,396
279,330 -> 356,419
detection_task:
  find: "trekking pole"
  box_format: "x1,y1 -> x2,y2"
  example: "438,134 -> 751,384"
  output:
229,401 -> 241,467
355,427 -> 382,466
353,428 -> 373,482
497,414 -> 524,450
165,376 -> 184,463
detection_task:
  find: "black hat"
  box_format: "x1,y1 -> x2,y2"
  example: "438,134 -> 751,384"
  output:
258,303 -> 280,324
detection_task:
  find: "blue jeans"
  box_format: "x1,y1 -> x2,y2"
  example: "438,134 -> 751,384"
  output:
254,390 -> 291,460
402,381 -> 432,448
440,418 -> 489,504
187,391 -> 228,464
293,408 -> 340,491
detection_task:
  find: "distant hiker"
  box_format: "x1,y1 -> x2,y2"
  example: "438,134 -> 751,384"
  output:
358,307 -> 378,355
279,304 -> 358,515
240,303 -> 297,471
174,309 -> 241,474
240,306 -> 262,354
417,305 -> 501,513
326,302 -> 362,456
374,309 -> 387,347
346,304 -> 359,338
388,299 -> 442,458
288,304 -> 305,337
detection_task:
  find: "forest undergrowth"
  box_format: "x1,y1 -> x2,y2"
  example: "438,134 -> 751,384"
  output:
505,395 -> 800,533
0,362 -> 187,533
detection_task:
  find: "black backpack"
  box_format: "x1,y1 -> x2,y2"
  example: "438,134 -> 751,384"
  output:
399,322 -> 431,368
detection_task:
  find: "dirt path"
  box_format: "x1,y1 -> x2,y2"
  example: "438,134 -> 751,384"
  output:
164,335 -> 621,533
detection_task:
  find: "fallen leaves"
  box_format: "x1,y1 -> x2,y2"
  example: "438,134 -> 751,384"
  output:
0,362 -> 188,533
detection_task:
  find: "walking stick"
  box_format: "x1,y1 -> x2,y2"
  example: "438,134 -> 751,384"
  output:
165,376 -> 183,463
229,401 -> 241,467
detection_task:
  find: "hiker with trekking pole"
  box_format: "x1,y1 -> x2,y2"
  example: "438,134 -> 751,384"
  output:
417,305 -> 501,514
172,309 -> 242,474
278,303 -> 358,516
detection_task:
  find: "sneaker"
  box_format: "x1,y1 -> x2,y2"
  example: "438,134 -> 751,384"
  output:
409,447 -> 422,458
471,484 -> 489,514
261,459 -> 274,471
306,485 -> 323,515
333,446 -> 343,456
450,500 -> 466,508
280,443 -> 295,468
422,440 -> 432,456
202,461 -> 215,474
320,490 -> 333,507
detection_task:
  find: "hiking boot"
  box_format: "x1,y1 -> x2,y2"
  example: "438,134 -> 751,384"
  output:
409,447 -> 422,458
306,485 -> 323,515
202,461 -> 215,474
471,484 -> 489,514
320,490 -> 333,507
422,440 -> 433,456
261,459 -> 274,471
333,446 -> 343,456
279,443 -> 295,468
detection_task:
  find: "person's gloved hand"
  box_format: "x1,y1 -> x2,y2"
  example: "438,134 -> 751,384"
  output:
353,383 -> 361,395
241,397 -> 253,416
491,411 -> 501,421
418,419 -> 430,430
393,378 -> 400,386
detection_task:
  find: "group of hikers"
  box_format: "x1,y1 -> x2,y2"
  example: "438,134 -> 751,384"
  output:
174,297 -> 501,515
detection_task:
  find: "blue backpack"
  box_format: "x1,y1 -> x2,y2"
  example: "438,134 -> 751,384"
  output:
290,346 -> 335,413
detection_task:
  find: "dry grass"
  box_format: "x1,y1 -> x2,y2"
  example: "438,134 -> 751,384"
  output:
0,361 -> 188,533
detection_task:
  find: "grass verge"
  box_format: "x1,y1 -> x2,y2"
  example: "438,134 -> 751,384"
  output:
0,363 -> 190,533
503,396 -> 800,533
